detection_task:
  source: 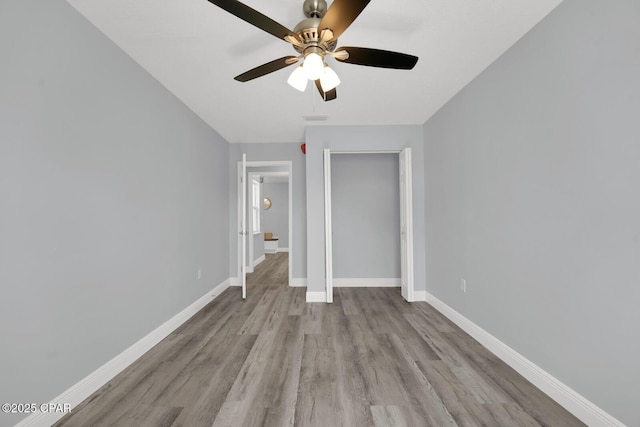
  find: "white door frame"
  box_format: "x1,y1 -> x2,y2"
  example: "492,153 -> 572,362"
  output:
237,160 -> 293,288
240,154 -> 247,299
400,148 -> 415,302
247,172 -> 261,273
323,149 -> 333,303
323,149 -> 415,302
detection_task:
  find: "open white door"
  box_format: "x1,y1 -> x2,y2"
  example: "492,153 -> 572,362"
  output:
323,149 -> 333,303
241,153 -> 247,299
399,148 -> 414,302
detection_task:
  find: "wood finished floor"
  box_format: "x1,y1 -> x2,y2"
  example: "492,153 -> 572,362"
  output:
55,253 -> 583,427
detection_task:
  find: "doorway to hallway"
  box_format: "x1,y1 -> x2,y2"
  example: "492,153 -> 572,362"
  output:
247,252 -> 289,289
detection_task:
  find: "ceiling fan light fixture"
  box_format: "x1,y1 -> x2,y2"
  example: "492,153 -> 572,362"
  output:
320,65 -> 340,91
287,66 -> 308,91
210,0 -> 419,102
302,50 -> 325,80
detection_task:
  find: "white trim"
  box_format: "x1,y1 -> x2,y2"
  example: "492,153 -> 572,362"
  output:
16,279 -> 233,427
291,278 -> 308,287
241,161 -> 293,288
241,153 -> 247,299
243,161 -> 291,167
276,247 -> 289,253
247,171 -> 262,273
306,291 -> 327,303
229,277 -> 241,287
287,163 -> 293,287
422,292 -> 625,427
323,149 -> 333,303
247,253 -> 266,273
400,148 -> 415,302
412,290 -> 427,301
253,254 -> 265,268
331,150 -> 401,154
333,278 -> 401,287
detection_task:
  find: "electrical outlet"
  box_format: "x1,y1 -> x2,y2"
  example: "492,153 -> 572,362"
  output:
197,269 -> 202,280
461,278 -> 466,293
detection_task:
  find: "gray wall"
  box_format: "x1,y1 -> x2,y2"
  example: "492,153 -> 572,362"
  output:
229,143 -> 306,279
422,0 -> 640,424
0,0 -> 230,424
262,182 -> 289,248
331,154 -> 400,279
305,125 -> 425,294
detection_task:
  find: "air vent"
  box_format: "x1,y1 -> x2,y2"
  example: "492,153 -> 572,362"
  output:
303,114 -> 329,121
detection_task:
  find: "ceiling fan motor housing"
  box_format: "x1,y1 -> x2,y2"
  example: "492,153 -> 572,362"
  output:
293,18 -> 337,54
303,0 -> 327,18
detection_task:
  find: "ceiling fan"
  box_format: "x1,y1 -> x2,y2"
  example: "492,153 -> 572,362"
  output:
207,0 -> 419,101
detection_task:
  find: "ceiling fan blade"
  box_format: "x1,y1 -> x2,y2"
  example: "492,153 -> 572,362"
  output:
234,56 -> 298,82
314,79 -> 337,102
318,0 -> 370,41
207,0 -> 299,43
335,46 -> 418,69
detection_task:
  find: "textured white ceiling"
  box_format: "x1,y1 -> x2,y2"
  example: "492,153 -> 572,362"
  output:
65,0 -> 562,143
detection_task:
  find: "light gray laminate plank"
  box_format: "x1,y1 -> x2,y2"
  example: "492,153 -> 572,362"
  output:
213,313 -> 303,427
413,302 -> 458,333
405,312 -> 514,404
153,332 -> 256,405
107,403 -> 182,427
300,302 -> 324,334
247,253 -> 288,286
294,333 -> 373,427
339,314 -> 410,406
172,288 -> 238,336
230,316 -> 304,427
287,286 -> 306,316
446,330 -> 586,427
417,359 -> 501,427
452,401 -> 544,427
56,253 -> 582,427
336,287 -> 362,315
375,333 -> 458,426
370,405 -> 410,427
54,332 -> 202,426
168,335 -> 257,426
260,286 -> 295,332
379,287 -> 418,314
236,289 -> 280,335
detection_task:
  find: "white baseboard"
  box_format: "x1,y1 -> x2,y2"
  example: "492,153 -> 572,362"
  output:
306,291 -> 326,303
423,292 -> 624,427
15,279 -> 233,427
276,247 -> 289,253
253,254 -> 265,267
411,290 -> 427,302
291,278 -> 308,287
230,277 -> 241,286
333,278 -> 400,287
246,254 -> 265,274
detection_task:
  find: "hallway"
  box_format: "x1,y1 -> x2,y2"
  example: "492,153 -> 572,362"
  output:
247,252 -> 288,288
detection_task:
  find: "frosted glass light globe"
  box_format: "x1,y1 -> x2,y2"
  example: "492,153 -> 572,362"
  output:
287,66 -> 308,91
303,52 -> 325,80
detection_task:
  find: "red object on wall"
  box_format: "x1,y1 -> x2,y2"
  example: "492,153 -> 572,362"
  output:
301,143 -> 306,154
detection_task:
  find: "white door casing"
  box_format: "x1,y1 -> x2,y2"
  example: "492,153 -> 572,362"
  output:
237,161 -> 294,289
241,153 -> 247,299
400,148 -> 414,302
323,149 -> 414,303
323,149 -> 333,303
